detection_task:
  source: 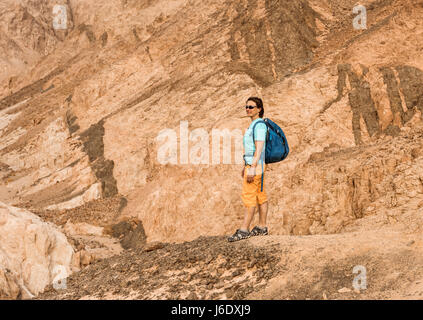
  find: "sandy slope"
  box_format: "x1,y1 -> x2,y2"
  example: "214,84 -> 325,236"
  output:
1,0 -> 423,299
37,227 -> 423,300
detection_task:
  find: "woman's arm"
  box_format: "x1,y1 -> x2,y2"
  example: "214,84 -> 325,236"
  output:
251,140 -> 265,167
246,140 -> 264,182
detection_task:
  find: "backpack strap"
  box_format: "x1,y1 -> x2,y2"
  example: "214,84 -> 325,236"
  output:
251,119 -> 267,147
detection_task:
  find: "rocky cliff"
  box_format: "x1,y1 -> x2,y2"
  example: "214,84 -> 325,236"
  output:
1,0 -> 423,299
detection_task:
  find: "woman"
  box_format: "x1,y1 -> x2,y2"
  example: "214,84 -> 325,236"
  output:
228,97 -> 269,242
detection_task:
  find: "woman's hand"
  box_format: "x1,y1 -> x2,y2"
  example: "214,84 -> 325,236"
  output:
246,166 -> 255,183
246,174 -> 255,183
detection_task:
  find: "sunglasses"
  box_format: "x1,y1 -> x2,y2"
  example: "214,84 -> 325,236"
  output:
245,105 -> 257,110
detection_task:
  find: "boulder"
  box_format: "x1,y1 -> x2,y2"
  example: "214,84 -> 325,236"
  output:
0,202 -> 75,299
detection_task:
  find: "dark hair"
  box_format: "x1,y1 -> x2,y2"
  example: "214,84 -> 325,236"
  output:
247,97 -> 264,118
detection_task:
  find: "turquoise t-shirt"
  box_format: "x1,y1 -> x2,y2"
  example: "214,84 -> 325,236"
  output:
243,118 -> 267,165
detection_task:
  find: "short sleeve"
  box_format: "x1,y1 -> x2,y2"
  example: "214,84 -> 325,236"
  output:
254,123 -> 267,141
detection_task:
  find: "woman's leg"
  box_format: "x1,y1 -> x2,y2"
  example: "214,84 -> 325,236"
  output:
258,201 -> 268,228
241,165 -> 257,231
241,206 -> 256,231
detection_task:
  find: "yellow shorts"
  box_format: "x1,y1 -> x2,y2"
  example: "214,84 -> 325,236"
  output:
241,164 -> 268,208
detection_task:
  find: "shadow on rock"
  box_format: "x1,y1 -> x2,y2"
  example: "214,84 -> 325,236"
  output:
105,218 -> 147,250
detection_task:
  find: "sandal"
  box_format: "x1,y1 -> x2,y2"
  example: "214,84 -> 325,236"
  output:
250,226 -> 268,237
228,229 -> 250,242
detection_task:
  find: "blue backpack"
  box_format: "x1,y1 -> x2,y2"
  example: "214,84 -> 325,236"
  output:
246,118 -> 289,191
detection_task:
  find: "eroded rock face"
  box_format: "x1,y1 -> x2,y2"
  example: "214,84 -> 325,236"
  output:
1,0 -> 423,301
0,0 -> 423,244
0,202 -> 75,299
0,0 -> 74,85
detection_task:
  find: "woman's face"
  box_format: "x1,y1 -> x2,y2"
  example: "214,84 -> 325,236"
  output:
246,100 -> 260,118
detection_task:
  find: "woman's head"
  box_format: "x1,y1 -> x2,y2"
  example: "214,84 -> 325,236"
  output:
246,97 -> 264,118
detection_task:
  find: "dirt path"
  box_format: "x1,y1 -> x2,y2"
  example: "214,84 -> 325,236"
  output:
248,230 -> 423,300
37,224 -> 423,300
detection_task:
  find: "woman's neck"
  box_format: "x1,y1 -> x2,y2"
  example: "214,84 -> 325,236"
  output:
250,114 -> 260,122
